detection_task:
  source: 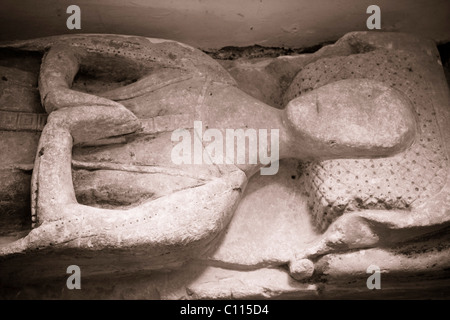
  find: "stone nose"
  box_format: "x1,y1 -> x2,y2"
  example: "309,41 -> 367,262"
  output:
283,78 -> 417,159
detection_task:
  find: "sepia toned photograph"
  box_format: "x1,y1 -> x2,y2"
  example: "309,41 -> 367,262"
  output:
0,0 -> 449,305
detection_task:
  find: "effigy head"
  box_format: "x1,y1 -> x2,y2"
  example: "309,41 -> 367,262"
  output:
283,78 -> 416,160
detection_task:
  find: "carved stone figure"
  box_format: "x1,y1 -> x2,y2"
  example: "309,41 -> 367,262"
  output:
220,32 -> 450,284
0,32 -> 449,299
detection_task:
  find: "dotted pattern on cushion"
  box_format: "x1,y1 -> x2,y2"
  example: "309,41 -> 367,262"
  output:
285,48 -> 449,232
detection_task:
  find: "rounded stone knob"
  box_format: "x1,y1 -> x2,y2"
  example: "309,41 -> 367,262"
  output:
289,258 -> 315,281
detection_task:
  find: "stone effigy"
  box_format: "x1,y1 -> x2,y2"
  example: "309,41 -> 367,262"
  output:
0,33 -> 414,257
0,32 -> 449,299
218,32 -> 450,287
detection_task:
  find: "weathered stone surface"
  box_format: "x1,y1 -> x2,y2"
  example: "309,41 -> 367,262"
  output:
0,66 -> 42,113
212,32 -> 450,296
203,159 -> 317,267
0,33 -> 415,260
289,259 -> 315,281
283,32 -> 450,232
0,170 -> 32,236
0,36 -> 264,268
0,64 -> 44,235
184,266 -> 318,299
217,58 -> 285,108
0,32 -> 449,300
284,78 -> 416,159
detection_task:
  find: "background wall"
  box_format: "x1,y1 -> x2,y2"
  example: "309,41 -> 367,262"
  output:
0,0 -> 449,50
